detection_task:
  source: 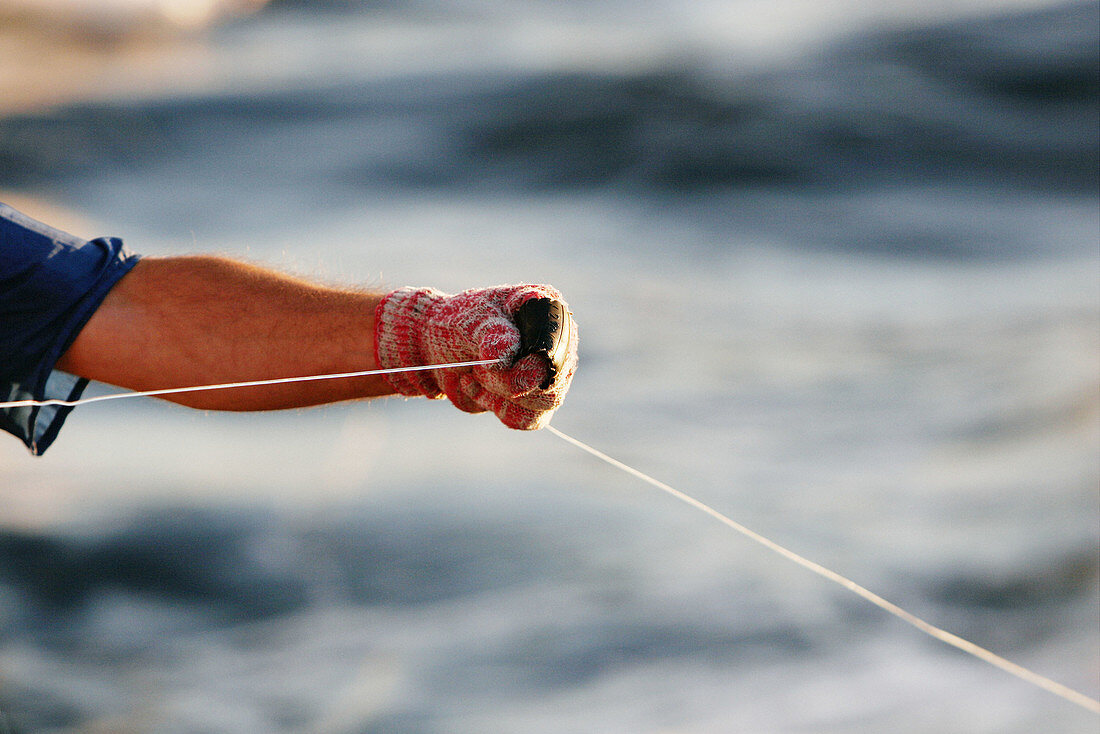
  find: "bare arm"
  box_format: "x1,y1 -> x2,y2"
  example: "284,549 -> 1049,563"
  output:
56,256 -> 397,410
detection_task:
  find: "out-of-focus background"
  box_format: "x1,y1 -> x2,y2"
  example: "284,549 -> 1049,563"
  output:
1,1 -> 1097,732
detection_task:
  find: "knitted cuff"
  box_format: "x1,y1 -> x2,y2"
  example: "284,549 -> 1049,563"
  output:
374,286 -> 447,398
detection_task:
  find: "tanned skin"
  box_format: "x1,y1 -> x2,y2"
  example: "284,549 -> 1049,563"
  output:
57,256 -> 398,410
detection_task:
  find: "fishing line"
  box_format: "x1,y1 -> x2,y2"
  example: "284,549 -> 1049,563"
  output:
0,359 -> 498,410
3,360 -> 1096,713
544,425 -> 1100,714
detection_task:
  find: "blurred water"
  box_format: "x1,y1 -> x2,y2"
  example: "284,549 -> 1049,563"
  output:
0,1 -> 1097,732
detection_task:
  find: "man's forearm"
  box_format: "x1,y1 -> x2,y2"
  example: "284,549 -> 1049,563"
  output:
57,256 -> 396,410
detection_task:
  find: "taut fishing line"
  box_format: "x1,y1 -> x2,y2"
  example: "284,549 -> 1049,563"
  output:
0,360 -> 498,409
4,361 -> 1098,714
544,425 -> 1100,714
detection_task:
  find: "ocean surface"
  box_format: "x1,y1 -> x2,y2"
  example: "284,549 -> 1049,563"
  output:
0,1 -> 1097,732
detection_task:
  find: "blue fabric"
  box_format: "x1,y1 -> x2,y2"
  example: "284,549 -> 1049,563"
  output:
1,202 -> 141,455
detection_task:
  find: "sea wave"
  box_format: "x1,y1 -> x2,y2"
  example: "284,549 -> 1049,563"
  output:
0,1 -> 1095,194
0,496 -> 1095,732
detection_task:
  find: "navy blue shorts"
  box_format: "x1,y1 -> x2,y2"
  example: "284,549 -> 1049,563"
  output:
1,203 -> 141,455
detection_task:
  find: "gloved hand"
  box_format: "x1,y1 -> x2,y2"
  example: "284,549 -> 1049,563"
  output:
374,284 -> 578,429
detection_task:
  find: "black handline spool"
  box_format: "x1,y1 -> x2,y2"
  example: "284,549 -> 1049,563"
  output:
514,298 -> 574,389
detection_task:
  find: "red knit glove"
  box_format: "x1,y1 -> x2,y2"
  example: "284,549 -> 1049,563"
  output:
374,284 -> 578,429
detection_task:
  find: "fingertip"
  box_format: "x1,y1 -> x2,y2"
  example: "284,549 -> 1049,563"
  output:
503,284 -> 566,313
474,353 -> 546,398
495,401 -> 543,430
